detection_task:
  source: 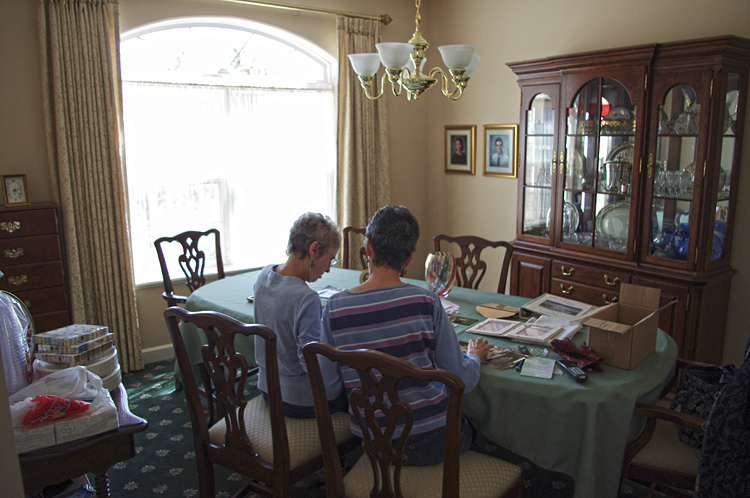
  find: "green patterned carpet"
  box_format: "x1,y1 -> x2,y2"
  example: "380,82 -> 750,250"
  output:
60,360 -> 666,498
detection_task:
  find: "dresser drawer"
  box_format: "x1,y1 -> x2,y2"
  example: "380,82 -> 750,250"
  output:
0,207 -> 58,239
551,277 -> 620,306
0,261 -> 65,292
10,286 -> 68,315
552,260 -> 630,290
33,311 -> 71,334
0,234 -> 61,267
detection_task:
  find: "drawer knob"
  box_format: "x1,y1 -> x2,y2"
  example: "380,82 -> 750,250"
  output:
8,274 -> 28,286
1,221 -> 21,233
602,294 -> 619,304
3,248 -> 25,259
560,284 -> 574,295
561,265 -> 575,276
603,274 -> 619,286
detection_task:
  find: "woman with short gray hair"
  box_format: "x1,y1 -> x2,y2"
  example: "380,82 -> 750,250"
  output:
253,212 -> 346,418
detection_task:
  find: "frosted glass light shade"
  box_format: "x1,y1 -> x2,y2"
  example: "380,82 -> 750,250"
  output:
375,42 -> 413,68
348,53 -> 381,75
405,57 -> 427,73
437,44 -> 476,69
465,54 -> 481,76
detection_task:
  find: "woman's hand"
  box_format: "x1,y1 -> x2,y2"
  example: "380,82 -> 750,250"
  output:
467,337 -> 493,362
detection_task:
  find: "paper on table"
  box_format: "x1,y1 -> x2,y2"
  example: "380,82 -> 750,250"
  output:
441,298 -> 460,316
476,303 -> 520,319
519,357 -> 556,379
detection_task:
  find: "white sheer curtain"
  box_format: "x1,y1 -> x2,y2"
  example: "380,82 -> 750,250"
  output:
123,81 -> 336,283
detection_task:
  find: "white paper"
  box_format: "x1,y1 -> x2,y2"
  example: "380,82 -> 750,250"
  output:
440,298 -> 460,316
519,357 -> 556,379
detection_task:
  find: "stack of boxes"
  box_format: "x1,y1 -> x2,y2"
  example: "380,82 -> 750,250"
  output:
32,324 -> 121,390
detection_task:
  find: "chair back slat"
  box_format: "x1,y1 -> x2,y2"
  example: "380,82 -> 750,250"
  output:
155,229 -> 226,307
342,226 -> 367,270
433,234 -> 514,294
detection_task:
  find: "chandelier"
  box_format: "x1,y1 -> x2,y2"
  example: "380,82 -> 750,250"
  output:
347,0 -> 480,101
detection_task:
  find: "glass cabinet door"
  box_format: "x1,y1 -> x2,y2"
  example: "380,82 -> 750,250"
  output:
644,71 -> 711,268
707,72 -> 742,266
520,88 -> 558,242
561,78 -> 636,254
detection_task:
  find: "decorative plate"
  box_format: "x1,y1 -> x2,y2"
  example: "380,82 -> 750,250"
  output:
605,107 -> 632,120
607,142 -> 634,164
596,200 -> 631,239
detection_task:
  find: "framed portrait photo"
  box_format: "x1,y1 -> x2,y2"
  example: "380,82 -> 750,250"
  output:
483,124 -> 518,178
445,125 -> 475,174
1,174 -> 31,207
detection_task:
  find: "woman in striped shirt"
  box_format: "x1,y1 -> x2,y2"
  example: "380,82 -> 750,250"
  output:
322,205 -> 491,465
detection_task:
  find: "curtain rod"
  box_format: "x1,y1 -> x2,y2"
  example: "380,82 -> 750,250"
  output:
219,0 -> 392,25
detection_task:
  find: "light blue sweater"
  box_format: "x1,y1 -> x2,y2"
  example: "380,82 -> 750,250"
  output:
253,264 -> 343,406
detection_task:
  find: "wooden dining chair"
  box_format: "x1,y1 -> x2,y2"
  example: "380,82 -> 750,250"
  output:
433,234 -> 514,294
302,341 -> 523,498
620,358 -> 711,497
154,229 -> 226,307
342,226 -> 367,270
164,307 -> 358,498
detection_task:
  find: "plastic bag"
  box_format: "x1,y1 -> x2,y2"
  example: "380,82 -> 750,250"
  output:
0,291 -> 33,395
19,395 -> 90,425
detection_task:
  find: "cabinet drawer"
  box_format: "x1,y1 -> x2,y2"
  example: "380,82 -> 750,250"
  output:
33,311 -> 71,334
0,208 -> 58,239
551,277 -> 620,306
552,260 -> 630,290
0,235 -> 61,267
10,286 -> 68,315
0,262 -> 64,292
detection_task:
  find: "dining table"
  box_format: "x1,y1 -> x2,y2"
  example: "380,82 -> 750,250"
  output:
178,266 -> 677,498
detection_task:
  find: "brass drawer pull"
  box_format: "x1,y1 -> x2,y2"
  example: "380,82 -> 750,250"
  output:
4,248 -> 25,259
560,284 -> 574,295
1,221 -> 21,233
8,274 -> 28,286
561,265 -> 575,276
602,294 -> 619,304
603,274 -> 619,286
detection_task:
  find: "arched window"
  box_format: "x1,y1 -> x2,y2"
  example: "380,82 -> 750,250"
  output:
121,18 -> 337,284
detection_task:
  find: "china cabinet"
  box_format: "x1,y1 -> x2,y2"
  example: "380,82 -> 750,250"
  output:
0,203 -> 71,331
508,36 -> 750,363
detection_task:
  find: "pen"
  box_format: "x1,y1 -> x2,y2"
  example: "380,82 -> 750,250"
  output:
516,359 -> 525,372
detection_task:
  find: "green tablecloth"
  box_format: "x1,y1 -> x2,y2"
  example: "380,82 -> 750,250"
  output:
181,267 -> 677,498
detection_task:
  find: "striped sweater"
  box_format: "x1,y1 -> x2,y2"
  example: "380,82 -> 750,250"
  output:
321,284 -> 481,439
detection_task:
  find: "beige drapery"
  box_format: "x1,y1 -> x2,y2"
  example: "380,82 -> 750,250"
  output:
38,0 -> 142,372
336,17 -> 391,268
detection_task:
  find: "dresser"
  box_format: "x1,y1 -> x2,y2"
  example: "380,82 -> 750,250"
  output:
0,204 -> 70,332
508,36 -> 750,363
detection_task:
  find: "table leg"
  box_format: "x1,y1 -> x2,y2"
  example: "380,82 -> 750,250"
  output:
93,472 -> 110,497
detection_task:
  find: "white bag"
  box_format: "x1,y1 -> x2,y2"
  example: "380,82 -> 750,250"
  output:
9,366 -> 119,452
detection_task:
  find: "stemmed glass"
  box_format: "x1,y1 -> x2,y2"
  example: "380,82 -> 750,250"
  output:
665,171 -> 679,196
655,170 -> 666,195
679,170 -> 694,198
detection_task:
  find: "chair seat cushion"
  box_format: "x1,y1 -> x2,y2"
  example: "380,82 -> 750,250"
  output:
208,394 -> 352,469
631,417 -> 699,475
343,450 -> 522,498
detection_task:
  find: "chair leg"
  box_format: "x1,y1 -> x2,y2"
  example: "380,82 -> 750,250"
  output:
93,472 -> 110,497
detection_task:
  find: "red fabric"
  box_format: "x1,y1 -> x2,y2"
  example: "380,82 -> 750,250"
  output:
551,338 -> 604,372
21,395 -> 90,425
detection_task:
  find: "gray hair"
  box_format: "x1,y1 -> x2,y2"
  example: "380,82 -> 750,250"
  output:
287,212 -> 341,258
366,205 -> 419,271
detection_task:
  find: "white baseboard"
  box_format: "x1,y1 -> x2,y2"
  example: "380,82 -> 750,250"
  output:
142,344 -> 174,365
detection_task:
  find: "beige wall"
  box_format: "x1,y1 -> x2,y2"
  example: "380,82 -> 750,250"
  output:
1,0 -> 749,365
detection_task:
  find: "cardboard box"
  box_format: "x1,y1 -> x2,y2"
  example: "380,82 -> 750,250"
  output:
582,283 -> 664,370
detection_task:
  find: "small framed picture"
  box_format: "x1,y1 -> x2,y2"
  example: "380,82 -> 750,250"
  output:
445,125 -> 475,174
483,124 -> 518,178
1,174 -> 31,206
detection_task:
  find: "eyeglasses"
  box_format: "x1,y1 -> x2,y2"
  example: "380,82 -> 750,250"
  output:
326,250 -> 338,267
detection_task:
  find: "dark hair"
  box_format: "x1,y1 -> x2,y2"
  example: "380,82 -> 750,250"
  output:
366,205 -> 419,271
287,212 -> 341,258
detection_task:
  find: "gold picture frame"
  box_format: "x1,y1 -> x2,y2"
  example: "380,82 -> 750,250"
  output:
483,124 -> 518,178
1,174 -> 31,206
445,125 -> 476,174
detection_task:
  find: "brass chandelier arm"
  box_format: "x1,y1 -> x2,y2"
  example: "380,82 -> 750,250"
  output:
219,0 -> 392,25
357,73 -> 386,100
428,67 -> 466,100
